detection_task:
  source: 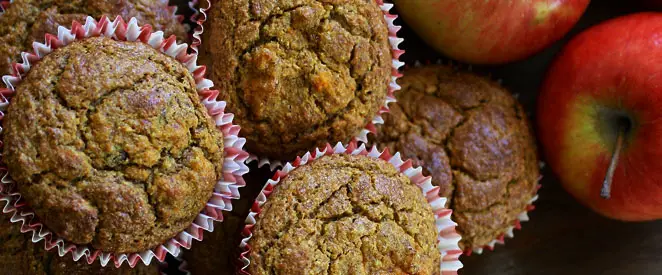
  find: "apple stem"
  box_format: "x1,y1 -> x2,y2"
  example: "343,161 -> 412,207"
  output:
600,125 -> 626,199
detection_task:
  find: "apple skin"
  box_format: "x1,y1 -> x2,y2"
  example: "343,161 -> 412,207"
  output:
394,0 -> 590,64
538,12 -> 662,221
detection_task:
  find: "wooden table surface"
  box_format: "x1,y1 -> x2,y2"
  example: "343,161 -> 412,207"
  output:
170,1 -> 662,274
392,1 -> 662,274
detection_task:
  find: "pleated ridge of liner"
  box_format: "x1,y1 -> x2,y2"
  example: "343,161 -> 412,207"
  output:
159,0 -> 185,24
191,0 -> 405,171
0,15 -> 250,268
237,142 -> 464,275
0,0 -> 11,14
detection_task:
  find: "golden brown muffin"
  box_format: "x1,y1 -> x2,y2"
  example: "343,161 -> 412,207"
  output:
0,215 -> 160,275
182,165 -> 272,275
247,154 -> 439,275
0,0 -> 188,74
372,64 -> 539,251
199,0 -> 393,161
2,37 -> 225,254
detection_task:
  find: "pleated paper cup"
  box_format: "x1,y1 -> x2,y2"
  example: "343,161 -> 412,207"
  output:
0,15 -> 249,268
190,0 -> 405,171
238,142 -> 464,275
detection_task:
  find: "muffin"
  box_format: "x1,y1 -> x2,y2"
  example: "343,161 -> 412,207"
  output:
182,165 -> 271,275
245,153 -> 444,274
372,64 -> 539,252
2,36 -> 225,254
198,0 -> 394,160
0,216 -> 160,275
0,0 -> 188,74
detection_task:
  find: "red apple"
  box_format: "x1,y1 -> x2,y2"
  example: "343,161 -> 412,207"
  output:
394,0 -> 590,64
538,12 -> 662,221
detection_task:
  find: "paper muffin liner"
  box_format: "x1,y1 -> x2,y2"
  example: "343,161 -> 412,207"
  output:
0,0 -> 11,14
237,142 -> 463,275
402,60 -> 543,256
190,0 -> 405,171
0,16 -> 250,268
188,0 -> 205,53
155,0 -> 185,25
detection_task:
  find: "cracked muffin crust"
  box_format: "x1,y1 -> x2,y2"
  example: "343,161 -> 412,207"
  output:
0,215 -> 159,275
0,0 -> 188,75
372,65 -> 539,250
199,0 -> 392,160
248,154 -> 440,275
2,37 -> 225,254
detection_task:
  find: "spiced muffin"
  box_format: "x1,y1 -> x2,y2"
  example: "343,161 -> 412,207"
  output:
0,215 -> 159,274
182,165 -> 271,274
0,0 -> 188,74
372,64 -> 539,251
247,154 -> 439,274
199,0 -> 393,160
2,36 -> 225,253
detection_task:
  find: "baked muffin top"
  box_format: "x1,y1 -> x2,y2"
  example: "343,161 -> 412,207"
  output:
0,0 -> 188,74
248,154 -> 439,275
373,64 -> 539,250
2,37 -> 224,254
0,215 -> 159,274
199,0 -> 392,160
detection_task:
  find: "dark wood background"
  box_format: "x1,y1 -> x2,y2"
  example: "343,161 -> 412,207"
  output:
393,1 -> 662,275
170,1 -> 662,274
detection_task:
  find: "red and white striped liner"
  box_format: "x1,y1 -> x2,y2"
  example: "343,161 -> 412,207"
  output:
162,0 -> 185,24
0,0 -> 11,14
237,142 -> 463,275
189,0 -> 204,50
188,0 -> 203,52
190,0 -> 405,171
0,16 -> 250,268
